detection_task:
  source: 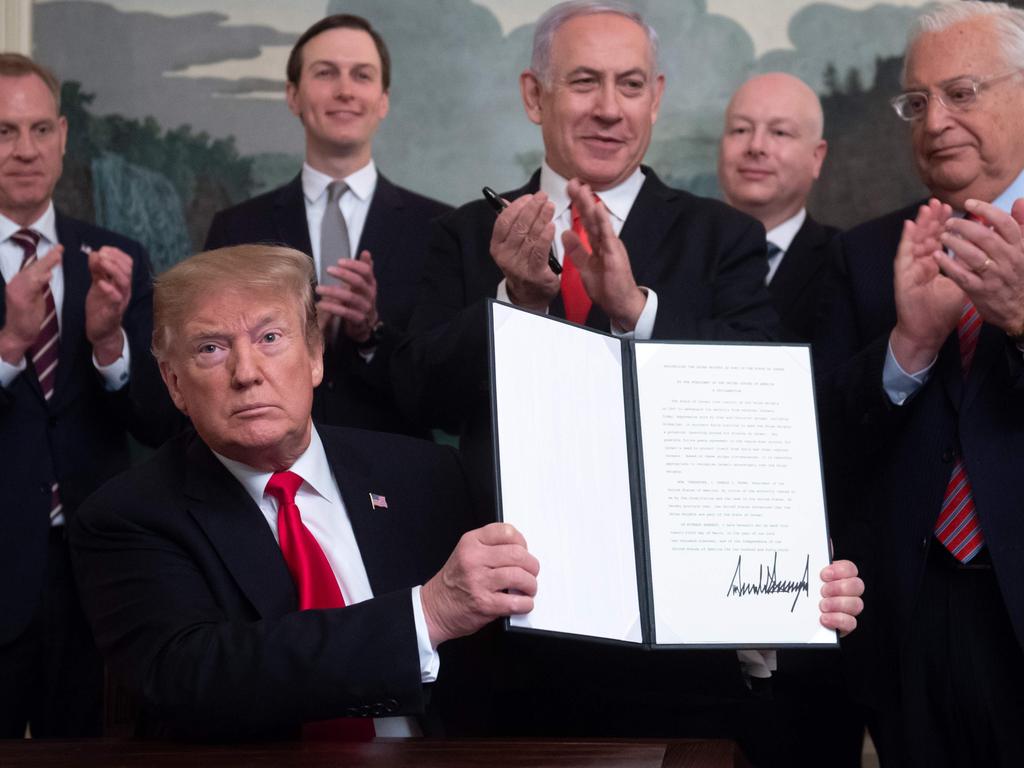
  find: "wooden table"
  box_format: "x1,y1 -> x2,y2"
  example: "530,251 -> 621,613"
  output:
0,738 -> 751,767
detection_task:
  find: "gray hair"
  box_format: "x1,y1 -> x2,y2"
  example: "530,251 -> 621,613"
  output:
902,1 -> 1024,85
530,0 -> 660,85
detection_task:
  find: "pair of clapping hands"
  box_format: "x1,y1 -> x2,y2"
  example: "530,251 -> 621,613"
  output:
892,198 -> 1024,371
315,251 -> 380,345
488,179 -> 646,332
0,244 -> 130,366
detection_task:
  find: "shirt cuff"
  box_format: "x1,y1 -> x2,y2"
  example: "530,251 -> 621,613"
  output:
611,287 -> 657,340
93,328 -> 131,392
0,354 -> 27,389
495,278 -> 551,315
882,340 -> 934,405
737,649 -> 778,681
412,585 -> 440,683
495,278 -> 511,304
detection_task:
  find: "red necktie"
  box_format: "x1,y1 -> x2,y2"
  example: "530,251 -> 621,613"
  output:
933,302 -> 984,562
13,229 -> 62,523
561,202 -> 595,324
265,471 -> 375,740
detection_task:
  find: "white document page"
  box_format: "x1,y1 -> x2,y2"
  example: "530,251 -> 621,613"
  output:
633,343 -> 834,646
491,303 -> 642,643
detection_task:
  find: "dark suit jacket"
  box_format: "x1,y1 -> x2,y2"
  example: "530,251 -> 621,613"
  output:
205,172 -> 452,438
392,167 -> 778,738
813,203 -> 1024,708
68,425 -> 479,740
769,215 -> 838,343
0,213 -> 177,646
395,166 -> 778,473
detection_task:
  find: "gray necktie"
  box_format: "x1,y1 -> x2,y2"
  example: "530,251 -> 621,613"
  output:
319,180 -> 350,286
765,241 -> 783,285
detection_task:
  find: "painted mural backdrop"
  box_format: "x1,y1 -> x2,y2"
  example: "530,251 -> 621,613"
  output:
33,0 -> 966,271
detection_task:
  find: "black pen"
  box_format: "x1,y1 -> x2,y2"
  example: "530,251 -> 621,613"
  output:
482,186 -> 562,275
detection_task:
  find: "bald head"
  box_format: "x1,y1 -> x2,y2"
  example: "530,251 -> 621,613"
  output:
728,73 -> 823,139
718,72 -> 827,231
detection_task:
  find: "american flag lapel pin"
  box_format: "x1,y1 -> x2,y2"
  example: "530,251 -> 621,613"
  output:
368,492 -> 388,510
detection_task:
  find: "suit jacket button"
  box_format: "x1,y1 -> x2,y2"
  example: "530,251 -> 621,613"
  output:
921,537 -> 929,551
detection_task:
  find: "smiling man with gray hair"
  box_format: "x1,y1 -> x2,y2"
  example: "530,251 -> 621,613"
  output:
394,0 -> 864,755
815,2 -> 1024,765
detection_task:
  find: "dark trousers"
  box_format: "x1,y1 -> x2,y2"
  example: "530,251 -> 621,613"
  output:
874,545 -> 1024,767
0,528 -> 103,738
756,652 -> 865,768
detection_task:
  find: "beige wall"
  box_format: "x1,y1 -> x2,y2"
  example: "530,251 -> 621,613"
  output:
2,0 -> 32,53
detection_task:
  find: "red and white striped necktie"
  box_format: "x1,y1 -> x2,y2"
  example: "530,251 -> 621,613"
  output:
12,229 -> 60,400
12,229 -> 62,523
933,301 -> 984,562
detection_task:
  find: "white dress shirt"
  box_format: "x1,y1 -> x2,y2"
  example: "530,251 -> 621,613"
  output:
764,208 -> 807,286
301,160 -> 378,275
213,426 -> 437,737
496,162 -> 659,339
0,204 -> 130,392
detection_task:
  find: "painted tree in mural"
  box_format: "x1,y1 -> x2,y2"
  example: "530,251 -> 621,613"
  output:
812,56 -> 927,228
54,82 -> 256,272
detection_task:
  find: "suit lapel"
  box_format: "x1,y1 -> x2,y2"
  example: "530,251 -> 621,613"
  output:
769,217 -> 828,310
319,428 -> 421,597
618,168 -> 680,289
273,175 -> 313,257
962,323 -> 1002,413
53,215 -> 90,405
939,331 -> 965,408
357,174 -> 403,280
184,436 -> 297,618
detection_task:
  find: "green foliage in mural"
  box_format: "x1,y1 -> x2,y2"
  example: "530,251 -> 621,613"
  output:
54,81 -> 258,269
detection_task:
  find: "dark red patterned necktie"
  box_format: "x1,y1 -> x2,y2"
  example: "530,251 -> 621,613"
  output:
12,229 -> 62,523
12,229 -> 59,400
265,471 -> 375,740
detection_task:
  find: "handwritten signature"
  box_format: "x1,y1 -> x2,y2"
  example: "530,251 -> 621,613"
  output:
725,553 -> 810,612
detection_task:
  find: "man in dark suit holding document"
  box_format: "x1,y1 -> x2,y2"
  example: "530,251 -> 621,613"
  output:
393,0 -> 863,753
68,245 -> 540,740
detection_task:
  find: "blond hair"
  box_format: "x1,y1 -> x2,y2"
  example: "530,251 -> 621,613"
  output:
152,245 -> 321,361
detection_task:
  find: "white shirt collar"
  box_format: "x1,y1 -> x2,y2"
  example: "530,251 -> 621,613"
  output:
765,208 -> 806,254
301,159 -> 378,206
539,161 -> 645,224
992,166 -> 1024,214
212,425 -> 340,509
0,202 -> 58,246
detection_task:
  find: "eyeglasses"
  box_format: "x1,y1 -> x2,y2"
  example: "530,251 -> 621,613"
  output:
890,70 -> 1022,121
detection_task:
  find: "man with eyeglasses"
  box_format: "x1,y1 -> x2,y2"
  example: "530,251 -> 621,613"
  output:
815,3 -> 1024,766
